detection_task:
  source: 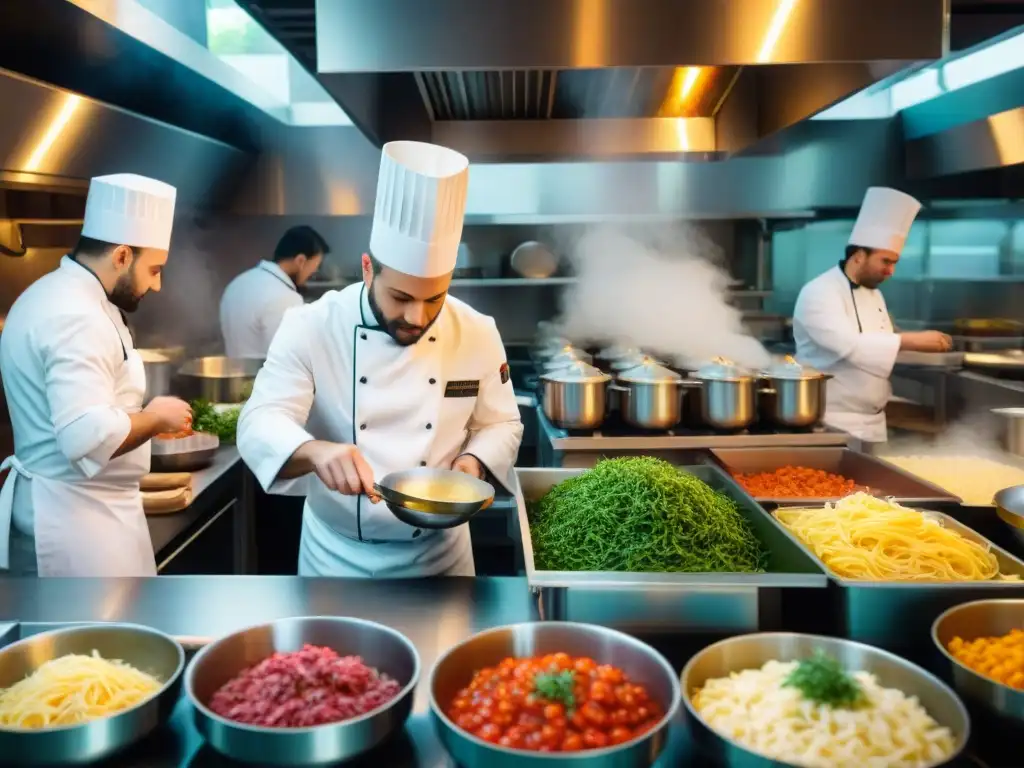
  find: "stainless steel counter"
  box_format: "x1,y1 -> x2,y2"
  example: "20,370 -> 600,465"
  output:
0,577 -> 545,767
146,448 -> 242,555
0,577 -> 1004,767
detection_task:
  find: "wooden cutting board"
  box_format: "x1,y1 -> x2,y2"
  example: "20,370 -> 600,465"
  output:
143,485 -> 193,515
141,472 -> 192,492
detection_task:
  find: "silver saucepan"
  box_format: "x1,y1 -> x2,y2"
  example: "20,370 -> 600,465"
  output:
758,359 -> 831,429
540,361 -> 610,430
612,358 -> 688,430
688,360 -> 758,431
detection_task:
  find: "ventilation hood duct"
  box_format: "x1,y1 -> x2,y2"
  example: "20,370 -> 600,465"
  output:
291,0 -> 949,161
905,64 -> 1024,179
0,67 -> 250,206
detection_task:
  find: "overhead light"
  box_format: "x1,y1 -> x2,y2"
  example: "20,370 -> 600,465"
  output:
24,94 -> 82,173
758,0 -> 799,63
659,67 -> 704,117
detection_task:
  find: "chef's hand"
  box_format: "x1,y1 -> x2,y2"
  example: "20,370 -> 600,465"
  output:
452,454 -> 485,480
899,330 -> 953,353
144,396 -> 192,433
301,441 -> 380,502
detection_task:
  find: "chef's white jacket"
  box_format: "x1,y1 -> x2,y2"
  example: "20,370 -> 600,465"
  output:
0,257 -> 155,576
219,261 -> 303,358
792,265 -> 901,443
237,282 -> 524,577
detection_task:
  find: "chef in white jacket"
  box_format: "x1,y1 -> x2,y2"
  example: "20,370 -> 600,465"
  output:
793,187 -> 952,444
219,225 -> 330,358
0,174 -> 193,576
237,141 -> 524,577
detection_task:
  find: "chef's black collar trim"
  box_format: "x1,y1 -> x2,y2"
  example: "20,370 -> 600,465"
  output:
69,256 -> 129,361
838,260 -> 862,290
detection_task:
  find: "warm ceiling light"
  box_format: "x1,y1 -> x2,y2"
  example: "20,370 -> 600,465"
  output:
25,94 -> 82,173
758,0 -> 799,63
660,66 -> 704,117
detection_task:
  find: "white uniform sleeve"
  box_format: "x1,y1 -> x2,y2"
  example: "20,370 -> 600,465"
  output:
793,282 -> 900,379
41,312 -> 131,478
237,307 -> 317,495
460,319 -> 524,491
259,292 -> 304,358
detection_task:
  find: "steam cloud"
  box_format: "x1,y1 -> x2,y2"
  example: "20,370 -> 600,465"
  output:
553,223 -> 772,371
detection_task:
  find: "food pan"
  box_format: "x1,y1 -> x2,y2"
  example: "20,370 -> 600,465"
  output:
710,447 -> 961,506
515,464 -> 827,633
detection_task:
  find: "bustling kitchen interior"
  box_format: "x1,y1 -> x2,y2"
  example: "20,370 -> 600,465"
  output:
4,1 -> 1024,766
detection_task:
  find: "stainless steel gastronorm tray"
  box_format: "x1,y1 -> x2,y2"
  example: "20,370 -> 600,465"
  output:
771,506 -> 1024,655
709,447 -> 962,506
514,464 -> 828,633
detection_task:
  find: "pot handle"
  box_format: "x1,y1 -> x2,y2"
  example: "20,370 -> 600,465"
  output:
608,382 -> 627,392
759,386 -> 777,396
677,378 -> 702,389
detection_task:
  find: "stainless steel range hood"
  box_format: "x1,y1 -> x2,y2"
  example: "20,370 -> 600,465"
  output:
305,0 -> 948,161
0,67 -> 250,206
905,63 -> 1024,179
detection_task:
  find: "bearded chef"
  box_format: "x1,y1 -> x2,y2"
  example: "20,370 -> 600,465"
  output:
237,141 -> 524,577
793,187 -> 952,444
0,174 -> 193,576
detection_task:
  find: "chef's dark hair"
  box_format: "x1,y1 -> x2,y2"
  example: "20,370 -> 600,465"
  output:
273,226 -> 330,263
73,236 -> 157,259
841,244 -> 872,265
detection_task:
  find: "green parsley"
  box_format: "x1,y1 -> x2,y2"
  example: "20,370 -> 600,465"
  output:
783,650 -> 863,709
533,669 -> 576,711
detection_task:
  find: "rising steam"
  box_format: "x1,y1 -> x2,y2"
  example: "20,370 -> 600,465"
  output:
554,223 -> 772,370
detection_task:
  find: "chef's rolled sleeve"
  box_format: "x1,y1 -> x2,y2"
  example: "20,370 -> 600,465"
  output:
794,285 -> 899,378
237,307 -> 316,495
461,320 -> 523,490
42,312 -> 131,479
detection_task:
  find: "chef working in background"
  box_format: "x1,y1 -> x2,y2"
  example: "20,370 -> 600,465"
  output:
793,186 -> 953,445
219,225 -> 330,358
0,174 -> 193,576
237,141 -> 524,577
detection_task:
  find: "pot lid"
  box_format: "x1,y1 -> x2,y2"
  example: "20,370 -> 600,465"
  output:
762,356 -> 825,380
541,361 -> 610,384
543,346 -> 592,368
610,351 -> 660,371
617,357 -> 682,384
598,344 -> 641,360
696,357 -> 754,381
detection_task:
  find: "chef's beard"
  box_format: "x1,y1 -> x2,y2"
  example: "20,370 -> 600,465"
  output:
368,282 -> 441,346
109,266 -> 143,313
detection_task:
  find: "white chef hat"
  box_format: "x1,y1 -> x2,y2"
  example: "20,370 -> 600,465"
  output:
369,141 -> 469,278
81,173 -> 177,251
848,187 -> 922,255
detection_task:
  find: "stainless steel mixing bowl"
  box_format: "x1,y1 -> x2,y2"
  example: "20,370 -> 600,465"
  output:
933,598 -> 1024,720
0,623 -> 185,765
429,621 -> 680,767
681,632 -> 970,767
185,616 -> 419,766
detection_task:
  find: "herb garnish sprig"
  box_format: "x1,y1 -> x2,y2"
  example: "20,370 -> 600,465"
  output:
533,669 -> 576,712
783,650 -> 863,709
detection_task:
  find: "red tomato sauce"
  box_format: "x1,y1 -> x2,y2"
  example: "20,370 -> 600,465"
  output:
445,653 -> 662,752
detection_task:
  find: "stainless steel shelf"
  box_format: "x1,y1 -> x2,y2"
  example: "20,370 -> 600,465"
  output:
536,406 -> 849,453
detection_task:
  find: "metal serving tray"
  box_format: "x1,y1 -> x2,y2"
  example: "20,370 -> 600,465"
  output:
709,447 -> 962,506
515,464 -> 828,634
770,506 -> 1024,658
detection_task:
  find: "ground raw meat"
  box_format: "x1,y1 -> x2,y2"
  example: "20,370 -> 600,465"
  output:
208,644 -> 402,728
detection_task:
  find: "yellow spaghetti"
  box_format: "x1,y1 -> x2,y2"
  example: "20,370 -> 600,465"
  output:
774,493 -> 1018,582
0,651 -> 162,729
